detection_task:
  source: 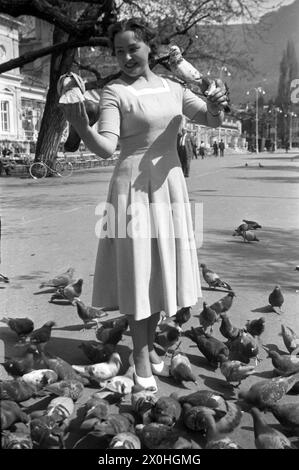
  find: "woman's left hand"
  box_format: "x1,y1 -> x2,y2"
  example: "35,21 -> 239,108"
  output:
206,79 -> 229,113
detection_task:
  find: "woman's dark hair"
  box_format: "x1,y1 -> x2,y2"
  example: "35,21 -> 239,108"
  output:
108,18 -> 158,59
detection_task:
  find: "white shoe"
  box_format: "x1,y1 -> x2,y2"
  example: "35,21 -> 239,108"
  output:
133,373 -> 158,393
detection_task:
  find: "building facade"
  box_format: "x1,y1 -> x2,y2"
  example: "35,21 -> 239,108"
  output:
0,15 -> 47,153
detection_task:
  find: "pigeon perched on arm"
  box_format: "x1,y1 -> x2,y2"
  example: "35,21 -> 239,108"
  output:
39,268 -> 74,289
0,317 -> 34,341
200,264 -> 232,290
74,300 -> 108,331
268,285 -> 284,314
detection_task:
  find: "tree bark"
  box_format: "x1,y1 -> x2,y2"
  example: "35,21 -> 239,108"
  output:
35,25 -> 76,164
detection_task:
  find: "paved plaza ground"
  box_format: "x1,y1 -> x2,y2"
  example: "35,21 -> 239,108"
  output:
1,150 -> 299,449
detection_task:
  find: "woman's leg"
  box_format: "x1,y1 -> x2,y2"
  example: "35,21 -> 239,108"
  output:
148,311 -> 163,364
127,316 -> 152,378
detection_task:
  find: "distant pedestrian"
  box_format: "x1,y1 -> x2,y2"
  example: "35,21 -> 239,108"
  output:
219,139 -> 225,157
199,141 -> 205,159
177,128 -> 194,177
213,141 -> 218,157
285,141 -> 290,153
190,132 -> 198,159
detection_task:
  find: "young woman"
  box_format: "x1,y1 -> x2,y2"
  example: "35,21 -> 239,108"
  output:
61,18 -> 228,392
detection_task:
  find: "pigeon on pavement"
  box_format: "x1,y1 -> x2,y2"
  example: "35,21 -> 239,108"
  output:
200,263 -> 232,290
268,285 -> 284,314
0,317 -> 34,341
39,268 -> 75,289
251,407 -> 294,449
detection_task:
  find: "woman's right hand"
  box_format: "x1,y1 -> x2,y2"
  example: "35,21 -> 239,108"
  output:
60,101 -> 89,135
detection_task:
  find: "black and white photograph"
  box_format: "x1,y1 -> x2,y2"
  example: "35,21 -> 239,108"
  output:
0,0 -> 299,457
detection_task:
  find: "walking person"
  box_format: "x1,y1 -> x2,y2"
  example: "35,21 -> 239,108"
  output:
199,141 -> 205,159
60,18 -> 227,392
213,140 -> 218,157
177,128 -> 194,177
219,139 -> 225,157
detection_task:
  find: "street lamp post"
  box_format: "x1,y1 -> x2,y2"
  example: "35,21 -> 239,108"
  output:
246,87 -> 265,154
288,111 -> 297,149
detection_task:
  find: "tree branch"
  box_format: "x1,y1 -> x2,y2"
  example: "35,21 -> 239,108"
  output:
0,37 -> 109,74
0,0 -> 111,36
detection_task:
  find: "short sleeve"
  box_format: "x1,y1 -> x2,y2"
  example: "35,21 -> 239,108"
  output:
98,85 -> 121,136
182,87 -> 207,121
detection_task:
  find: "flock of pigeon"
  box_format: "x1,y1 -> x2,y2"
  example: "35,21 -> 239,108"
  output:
1,239 -> 299,450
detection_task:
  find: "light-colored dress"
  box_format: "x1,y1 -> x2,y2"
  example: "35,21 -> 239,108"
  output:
92,76 -> 208,320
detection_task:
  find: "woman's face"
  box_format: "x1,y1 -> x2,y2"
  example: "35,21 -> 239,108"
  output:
114,30 -> 151,78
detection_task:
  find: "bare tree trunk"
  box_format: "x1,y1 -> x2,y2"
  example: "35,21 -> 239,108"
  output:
35,25 -> 77,165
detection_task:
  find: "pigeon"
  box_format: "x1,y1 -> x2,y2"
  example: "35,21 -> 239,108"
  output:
151,396 -> 182,426
209,291 -> 236,315
29,321 -> 56,350
170,350 -> 197,383
172,307 -> 191,327
243,219 -> 262,229
238,372 -> 299,409
1,400 -> 29,430
99,316 -> 129,331
36,349 -> 87,383
183,401 -> 242,435
281,324 -> 299,355
245,317 -> 265,337
185,327 -> 229,368
0,273 -> 9,283
251,407 -> 294,449
109,432 -> 141,449
135,422 -> 179,449
206,435 -> 243,449
3,345 -> 39,376
240,230 -> 260,243
0,317 -> 34,341
96,322 -> 128,345
91,412 -> 134,437
228,330 -> 259,364
50,279 -> 83,305
44,380 -> 84,402
219,356 -> 255,387
199,302 -> 219,332
263,348 -> 299,375
268,285 -> 284,314
0,379 -> 40,402
131,386 -> 158,424
22,369 -> 58,389
39,268 -> 75,289
74,299 -> 108,330
267,402 -> 299,433
155,324 -> 181,352
78,341 -> 115,363
232,223 -> 249,236
178,390 -> 227,412
219,313 -> 242,340
200,264 -> 232,290
1,427 -> 33,449
99,373 -> 135,395
72,352 -> 122,382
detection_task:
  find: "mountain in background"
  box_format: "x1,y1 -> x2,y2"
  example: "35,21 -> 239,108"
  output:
223,0 -> 299,104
